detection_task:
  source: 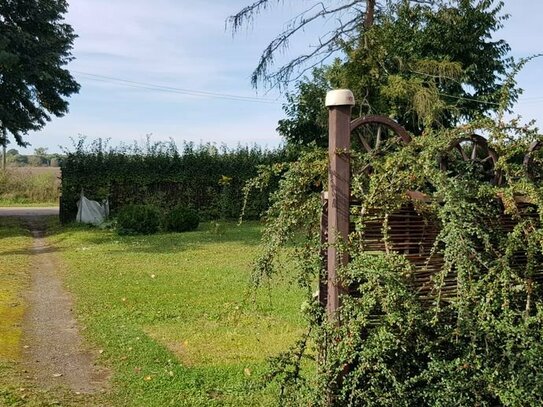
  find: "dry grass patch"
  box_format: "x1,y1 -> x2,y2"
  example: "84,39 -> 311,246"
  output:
0,167 -> 60,206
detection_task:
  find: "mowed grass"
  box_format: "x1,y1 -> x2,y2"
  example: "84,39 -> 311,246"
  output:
46,221 -> 306,406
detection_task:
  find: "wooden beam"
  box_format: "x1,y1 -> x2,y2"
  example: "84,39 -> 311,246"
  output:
326,90 -> 354,320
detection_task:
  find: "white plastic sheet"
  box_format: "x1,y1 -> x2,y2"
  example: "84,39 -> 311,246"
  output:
76,194 -> 109,225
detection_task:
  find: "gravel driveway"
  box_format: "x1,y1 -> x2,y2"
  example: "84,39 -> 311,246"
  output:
0,207 -> 59,217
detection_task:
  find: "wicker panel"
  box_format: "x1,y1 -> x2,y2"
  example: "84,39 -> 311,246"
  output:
320,197 -> 543,305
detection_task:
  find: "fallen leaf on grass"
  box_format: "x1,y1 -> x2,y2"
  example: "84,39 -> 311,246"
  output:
144,375 -> 152,381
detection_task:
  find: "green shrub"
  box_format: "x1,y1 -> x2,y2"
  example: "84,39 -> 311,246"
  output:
163,206 -> 199,232
117,204 -> 160,235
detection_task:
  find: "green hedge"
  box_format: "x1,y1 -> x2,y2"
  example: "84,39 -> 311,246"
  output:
117,204 -> 161,235
59,139 -> 289,223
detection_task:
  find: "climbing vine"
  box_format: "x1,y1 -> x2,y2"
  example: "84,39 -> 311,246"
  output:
249,113 -> 543,405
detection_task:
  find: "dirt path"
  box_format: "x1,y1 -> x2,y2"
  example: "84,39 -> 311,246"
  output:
11,214 -> 109,394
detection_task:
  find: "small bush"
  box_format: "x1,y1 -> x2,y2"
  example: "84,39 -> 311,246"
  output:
163,206 -> 199,232
117,204 -> 160,235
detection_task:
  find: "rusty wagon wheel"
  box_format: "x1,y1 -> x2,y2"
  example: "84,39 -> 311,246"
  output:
350,115 -> 411,176
351,115 -> 411,155
440,134 -> 503,185
523,140 -> 543,181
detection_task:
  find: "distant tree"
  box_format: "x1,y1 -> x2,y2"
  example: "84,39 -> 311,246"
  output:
49,157 -> 60,167
32,146 -> 50,165
6,148 -> 18,156
27,155 -> 46,167
0,0 -> 80,147
34,147 -> 49,157
11,154 -> 28,166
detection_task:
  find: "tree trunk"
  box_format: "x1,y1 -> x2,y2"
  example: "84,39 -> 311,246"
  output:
364,0 -> 376,29
362,0 -> 376,49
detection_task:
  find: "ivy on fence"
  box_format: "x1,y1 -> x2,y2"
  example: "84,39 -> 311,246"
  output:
248,116 -> 543,406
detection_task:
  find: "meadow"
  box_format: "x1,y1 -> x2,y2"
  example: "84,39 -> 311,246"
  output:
0,167 -> 60,206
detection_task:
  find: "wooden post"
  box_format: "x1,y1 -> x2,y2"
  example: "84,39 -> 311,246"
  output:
326,90 -> 355,320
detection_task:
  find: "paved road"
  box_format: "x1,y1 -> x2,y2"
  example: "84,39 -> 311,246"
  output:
0,207 -> 59,217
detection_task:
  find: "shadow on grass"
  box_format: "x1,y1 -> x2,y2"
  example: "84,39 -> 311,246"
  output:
49,220 -> 264,255
0,216 -> 62,255
0,216 -> 264,260
0,224 -> 31,240
0,246 -> 58,257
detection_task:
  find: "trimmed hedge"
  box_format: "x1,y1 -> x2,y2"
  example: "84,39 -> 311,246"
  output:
59,139 -> 291,223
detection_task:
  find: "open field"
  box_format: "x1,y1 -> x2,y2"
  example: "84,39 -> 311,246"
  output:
7,167 -> 61,176
0,167 -> 60,206
0,218 -> 306,406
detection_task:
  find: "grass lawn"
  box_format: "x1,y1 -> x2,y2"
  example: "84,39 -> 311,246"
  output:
0,218 -> 31,362
44,220 -> 306,406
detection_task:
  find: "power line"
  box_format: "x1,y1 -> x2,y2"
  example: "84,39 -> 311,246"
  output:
440,92 -> 543,106
73,71 -> 282,104
73,70 -> 543,107
439,92 -> 499,106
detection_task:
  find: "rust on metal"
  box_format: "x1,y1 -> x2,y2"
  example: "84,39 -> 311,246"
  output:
439,133 -> 502,185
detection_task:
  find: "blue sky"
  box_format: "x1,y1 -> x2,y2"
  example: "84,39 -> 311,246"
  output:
18,1 -> 543,154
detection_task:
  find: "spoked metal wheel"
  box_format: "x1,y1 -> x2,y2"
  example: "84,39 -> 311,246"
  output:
351,115 -> 411,156
440,134 -> 502,185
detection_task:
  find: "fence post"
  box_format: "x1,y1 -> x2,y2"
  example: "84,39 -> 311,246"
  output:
326,90 -> 355,321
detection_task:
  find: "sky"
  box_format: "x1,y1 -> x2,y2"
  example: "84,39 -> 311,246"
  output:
17,0 -> 543,154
